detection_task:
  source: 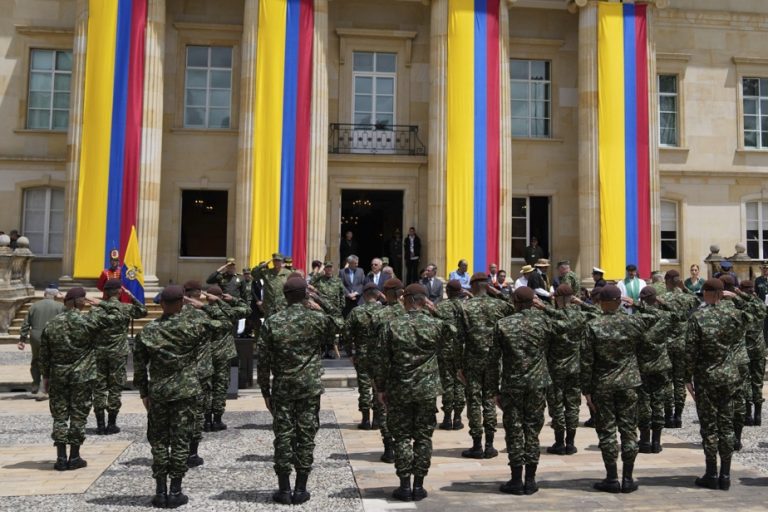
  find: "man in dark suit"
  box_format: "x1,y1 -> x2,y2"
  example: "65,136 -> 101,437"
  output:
340,254 -> 366,317
365,258 -> 390,291
340,231 -> 358,267
403,227 -> 422,284
421,263 -> 443,304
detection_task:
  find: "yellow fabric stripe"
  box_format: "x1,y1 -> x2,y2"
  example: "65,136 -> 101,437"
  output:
250,0 -> 287,268
74,0 -> 118,278
446,0 -> 475,273
597,2 -> 626,280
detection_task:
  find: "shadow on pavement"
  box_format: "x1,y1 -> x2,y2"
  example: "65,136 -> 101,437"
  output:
210,489 -> 274,502
236,454 -> 273,463
234,423 -> 272,431
87,495 -> 151,507
660,442 -> 701,449
633,474 -> 698,488
2,460 -> 52,471
119,457 -> 152,467
739,476 -> 768,486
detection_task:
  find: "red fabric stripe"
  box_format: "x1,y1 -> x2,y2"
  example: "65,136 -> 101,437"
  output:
485,0 -> 500,266
120,0 -> 147,253
635,4 -> 650,278
291,0 -> 313,270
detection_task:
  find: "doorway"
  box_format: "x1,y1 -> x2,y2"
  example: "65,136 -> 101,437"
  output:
340,189 -> 404,275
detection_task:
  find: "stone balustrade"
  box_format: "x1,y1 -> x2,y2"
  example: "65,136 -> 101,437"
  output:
0,235 -> 35,334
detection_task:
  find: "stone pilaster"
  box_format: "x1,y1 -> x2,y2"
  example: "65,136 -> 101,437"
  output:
646,3 -> 661,273
235,0 -> 258,268
498,2 -> 513,269
137,0 -> 165,288
306,0 -> 329,268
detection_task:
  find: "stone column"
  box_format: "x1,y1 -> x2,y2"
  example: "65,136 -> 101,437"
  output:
136,0 -> 165,288
576,0 -> 600,282
60,0 -> 89,280
306,0 -> 329,268
498,1 -> 514,269
427,0 -> 448,275
646,2 -> 661,272
235,0 -> 259,268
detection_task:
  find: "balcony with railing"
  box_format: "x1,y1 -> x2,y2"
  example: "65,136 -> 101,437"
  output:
329,123 -> 426,156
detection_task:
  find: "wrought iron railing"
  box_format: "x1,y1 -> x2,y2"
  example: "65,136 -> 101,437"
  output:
329,123 -> 426,155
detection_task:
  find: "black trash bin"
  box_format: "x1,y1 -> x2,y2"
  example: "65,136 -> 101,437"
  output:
235,337 -> 254,389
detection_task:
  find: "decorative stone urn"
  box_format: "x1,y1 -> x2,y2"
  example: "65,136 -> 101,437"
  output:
0,236 -> 35,334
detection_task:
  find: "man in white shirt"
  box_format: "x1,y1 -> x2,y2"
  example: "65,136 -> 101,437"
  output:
366,258 -> 385,290
617,264 -> 643,306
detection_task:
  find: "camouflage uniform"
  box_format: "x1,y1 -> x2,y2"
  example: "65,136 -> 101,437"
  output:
181,304 -> 217,442
435,297 -> 466,418
133,312 -> 208,479
375,310 -> 454,478
543,305 -> 585,434
659,289 -> 700,420
20,298 -> 65,391
743,294 -> 767,409
312,273 -> 346,356
257,303 -> 339,475
40,309 -> 103,445
342,301 -> 383,414
90,296 -> 147,414
206,271 -> 248,302
252,265 -> 292,318
559,271 -> 581,296
636,305 -> 674,431
488,308 -> 554,467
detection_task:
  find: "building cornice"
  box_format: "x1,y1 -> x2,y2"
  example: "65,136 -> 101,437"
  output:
15,25 -> 74,36
657,9 -> 768,32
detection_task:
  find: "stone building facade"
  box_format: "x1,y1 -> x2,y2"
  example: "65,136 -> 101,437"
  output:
0,0 -> 767,287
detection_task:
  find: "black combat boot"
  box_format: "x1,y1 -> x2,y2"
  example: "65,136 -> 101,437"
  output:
166,477 -> 188,508
524,463 -> 539,495
484,432 -> 499,459
380,439 -> 395,463
358,409 -> 371,430
638,429 -> 652,454
718,456 -> 731,491
584,410 -> 595,428
438,411 -> 452,430
499,466 -> 524,495
651,428 -> 663,453
412,475 -> 428,501
106,410 -> 121,434
371,409 -> 381,430
621,462 -> 638,493
203,413 -> 213,432
461,436 -> 484,459
67,444 -> 87,470
452,409 -> 464,430
151,476 -> 168,508
754,402 -> 763,426
272,473 -> 292,504
593,463 -> 621,493
211,413 -> 227,431
745,402 -> 754,426
292,472 -> 311,504
734,425 -> 743,451
54,443 -> 68,471
664,406 -> 674,428
673,405 -> 683,428
565,429 -> 578,455
695,458 -> 719,489
392,476 -> 412,501
187,440 -> 204,467
547,430 -> 566,455
95,409 -> 106,435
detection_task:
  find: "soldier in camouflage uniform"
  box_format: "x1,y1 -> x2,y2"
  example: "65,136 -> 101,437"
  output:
134,285 -> 210,508
252,252 -> 293,318
40,287 -> 105,471
489,287 -> 555,495
342,282 -> 383,430
375,283 -> 454,502
257,277 -> 340,505
19,286 -> 64,400
202,285 -> 250,431
435,279 -> 467,430
206,257 -> 248,301
581,284 -> 656,494
311,261 -> 346,358
553,260 -> 581,296
736,280 -> 766,427
685,278 -> 749,491
457,272 -> 514,459
90,279 -> 147,435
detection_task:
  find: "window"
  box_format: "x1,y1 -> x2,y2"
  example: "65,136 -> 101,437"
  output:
184,46 -> 233,129
22,187 -> 64,256
658,75 -> 678,147
745,200 -> 768,258
511,196 -> 550,260
511,59 -> 551,138
27,49 -> 72,130
660,200 -> 678,261
742,77 -> 768,148
180,190 -> 228,257
352,51 -> 396,128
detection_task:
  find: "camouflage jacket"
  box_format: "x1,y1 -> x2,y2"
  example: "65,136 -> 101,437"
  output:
180,304 -> 220,380
90,296 -> 148,358
20,298 -> 64,343
311,274 -> 346,317
581,309 -> 656,394
560,271 -> 581,296
739,293 -> 767,360
252,266 -> 292,318
133,311 -> 214,402
542,304 -> 586,379
720,297 -> 753,367
659,289 -> 700,352
489,308 -> 554,392
578,301 -> 602,323
458,295 -> 514,372
435,297 -> 467,378
368,302 -> 407,383
342,301 -> 383,364
40,308 -> 104,384
206,271 -> 248,302
376,309 -> 454,403
257,303 -> 338,400
685,301 -> 749,387
636,304 -> 674,375
203,298 -> 250,360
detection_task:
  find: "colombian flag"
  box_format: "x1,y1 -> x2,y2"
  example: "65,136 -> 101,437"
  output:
121,226 -> 145,304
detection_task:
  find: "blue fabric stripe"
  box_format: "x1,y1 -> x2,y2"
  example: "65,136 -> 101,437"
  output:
278,0 -> 300,257
104,0 -> 133,267
623,3 -> 638,267
473,0 -> 487,272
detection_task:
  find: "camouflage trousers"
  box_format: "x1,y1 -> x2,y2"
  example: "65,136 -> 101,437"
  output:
354,360 -> 373,412
29,338 -> 41,387
638,372 -> 671,430
747,356 -> 766,405
665,347 -> 687,410
439,359 -> 465,415
593,387 -> 639,466
388,398 -> 437,478
464,367 -> 497,438
501,387 -> 546,467
546,374 -> 581,432
272,394 -> 321,475
49,378 -> 93,446
148,396 -> 196,479
209,352 -> 231,416
733,365 -> 749,431
92,355 -> 126,412
694,383 -> 736,460
191,377 -> 212,442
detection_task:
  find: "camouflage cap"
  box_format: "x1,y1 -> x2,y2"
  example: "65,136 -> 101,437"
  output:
639,285 -> 657,300
513,286 -> 535,302
206,285 -> 223,296
703,278 -> 724,292
64,287 -> 86,301
283,276 -> 307,294
160,285 -> 184,302
183,280 -> 202,292
226,257 -> 236,265
554,284 -> 573,297
272,252 -> 285,261
383,278 -> 404,291
242,267 -> 251,274
403,283 -> 427,297
324,261 -> 334,267
446,279 -> 462,293
470,271 -> 487,283
285,257 -> 293,264
103,278 -> 122,291
600,284 -> 622,301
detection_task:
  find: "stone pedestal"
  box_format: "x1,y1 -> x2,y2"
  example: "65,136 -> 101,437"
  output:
0,236 -> 35,334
